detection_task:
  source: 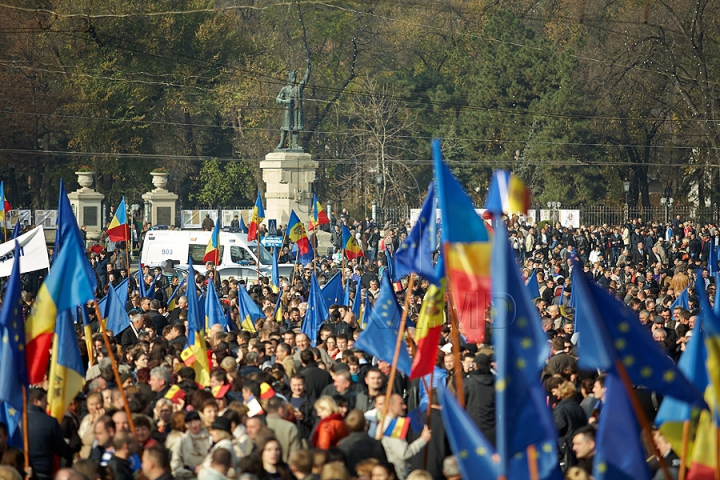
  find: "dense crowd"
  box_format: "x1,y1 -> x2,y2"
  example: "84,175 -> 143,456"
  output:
0,213 -> 711,480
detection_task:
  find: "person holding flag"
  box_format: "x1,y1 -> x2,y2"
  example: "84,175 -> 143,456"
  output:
309,194 -> 330,231
248,191 -> 265,242
203,221 -> 220,265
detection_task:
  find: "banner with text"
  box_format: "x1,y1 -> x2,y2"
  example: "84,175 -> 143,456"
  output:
0,226 -> 50,276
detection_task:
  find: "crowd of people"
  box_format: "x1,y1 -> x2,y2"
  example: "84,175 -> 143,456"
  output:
0,212 -> 712,480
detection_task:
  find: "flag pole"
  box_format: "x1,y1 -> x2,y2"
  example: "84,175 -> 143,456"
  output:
93,301 -> 137,440
614,360 -> 672,480
21,385 -> 29,478
378,274 -> 414,439
526,444 -> 539,480
678,420 -> 690,480
423,368 -> 434,471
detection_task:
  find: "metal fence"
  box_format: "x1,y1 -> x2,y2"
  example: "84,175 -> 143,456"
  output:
383,204 -> 720,228
559,205 -> 720,226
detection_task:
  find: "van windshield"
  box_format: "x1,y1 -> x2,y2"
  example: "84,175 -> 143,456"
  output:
189,244 -> 224,264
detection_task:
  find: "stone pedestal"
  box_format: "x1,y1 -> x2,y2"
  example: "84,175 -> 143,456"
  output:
260,151 -> 318,225
68,172 -> 105,241
142,182 -> 179,227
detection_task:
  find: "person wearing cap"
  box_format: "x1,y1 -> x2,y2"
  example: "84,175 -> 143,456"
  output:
462,354 -> 496,447
200,417 -> 237,476
170,411 -> 211,480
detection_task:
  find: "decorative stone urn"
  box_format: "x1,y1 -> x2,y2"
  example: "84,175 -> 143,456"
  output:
76,171 -> 95,188
151,172 -> 169,190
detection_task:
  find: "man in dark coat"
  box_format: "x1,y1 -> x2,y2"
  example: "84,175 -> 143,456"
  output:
147,300 -> 169,333
337,410 -> 388,475
27,388 -> 73,479
462,354 -> 496,447
298,349 -> 332,402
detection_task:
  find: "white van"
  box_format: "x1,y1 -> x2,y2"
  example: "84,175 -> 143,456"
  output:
141,230 -> 292,280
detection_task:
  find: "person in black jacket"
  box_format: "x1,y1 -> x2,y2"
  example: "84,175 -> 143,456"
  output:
297,350 -> 332,403
552,381 -> 588,470
107,432 -> 137,480
462,354 -> 496,447
337,409 -> 388,475
408,393 -> 450,480
27,388 -> 73,480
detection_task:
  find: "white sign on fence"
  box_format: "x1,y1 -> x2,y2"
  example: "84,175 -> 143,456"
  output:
180,210 -> 219,229
221,210 -> 250,227
4,209 -> 32,229
559,209 -> 581,228
35,210 -> 58,229
0,226 -> 50,276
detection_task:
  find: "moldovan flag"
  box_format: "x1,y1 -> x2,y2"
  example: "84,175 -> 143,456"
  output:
47,309 -> 86,421
410,273 -> 445,379
484,170 -> 531,216
287,210 -> 310,254
432,138 -> 491,343
181,256 -> 210,387
342,224 -> 364,260
203,221 -> 220,263
107,196 -> 130,242
26,228 -> 96,384
309,194 -> 329,231
247,191 -> 265,242
0,181 -> 11,225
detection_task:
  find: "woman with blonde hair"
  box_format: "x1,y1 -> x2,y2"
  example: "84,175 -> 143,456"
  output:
78,392 -> 105,458
311,396 -> 349,449
552,381 -> 588,470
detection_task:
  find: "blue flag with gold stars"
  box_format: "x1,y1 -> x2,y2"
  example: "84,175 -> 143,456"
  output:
572,261 -> 706,407
321,271 -> 344,306
594,373 -> 651,480
354,274 -> 412,375
301,272 -> 328,346
438,385 -> 500,479
492,224 -> 561,479
0,402 -> 22,448
394,182 -> 438,284
0,241 -> 28,412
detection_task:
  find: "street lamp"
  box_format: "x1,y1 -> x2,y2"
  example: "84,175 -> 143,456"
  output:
547,201 -> 561,224
660,187 -> 674,224
623,180 -> 630,222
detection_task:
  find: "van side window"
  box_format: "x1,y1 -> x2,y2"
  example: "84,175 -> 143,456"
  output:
190,244 -> 224,263
230,246 -> 254,264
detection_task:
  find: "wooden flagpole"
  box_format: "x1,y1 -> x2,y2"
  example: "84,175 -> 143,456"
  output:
378,274 -> 414,439
614,359 -> 672,480
678,420 -> 690,480
93,301 -> 137,440
21,385 -> 29,479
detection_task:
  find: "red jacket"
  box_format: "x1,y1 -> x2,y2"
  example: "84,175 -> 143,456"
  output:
311,413 -> 349,450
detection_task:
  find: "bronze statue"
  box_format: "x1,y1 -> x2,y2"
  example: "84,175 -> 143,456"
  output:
276,57 -> 310,151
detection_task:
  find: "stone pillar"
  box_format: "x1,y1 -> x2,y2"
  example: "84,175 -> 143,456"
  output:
142,172 -> 178,227
67,171 -> 105,242
259,151 -> 318,225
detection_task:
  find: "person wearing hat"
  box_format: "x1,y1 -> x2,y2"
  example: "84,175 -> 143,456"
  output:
170,411 -> 211,480
462,353 -> 496,447
200,417 -> 237,476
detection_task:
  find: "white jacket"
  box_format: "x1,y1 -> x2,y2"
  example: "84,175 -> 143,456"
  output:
170,430 -> 211,480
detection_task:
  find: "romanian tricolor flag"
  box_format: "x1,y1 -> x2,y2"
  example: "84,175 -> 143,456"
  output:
107,197 -> 130,243
164,384 -> 186,404
410,274 -> 445,379
26,221 -> 96,384
382,416 -> 410,439
181,256 -> 210,387
484,170 -> 531,216
309,194 -> 329,231
287,210 -> 309,254
342,224 -> 364,260
0,181 -> 11,225
47,309 -> 86,421
260,382 -> 276,400
687,276 -> 720,479
247,191 -> 265,242
203,221 -> 220,264
432,138 -> 491,344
